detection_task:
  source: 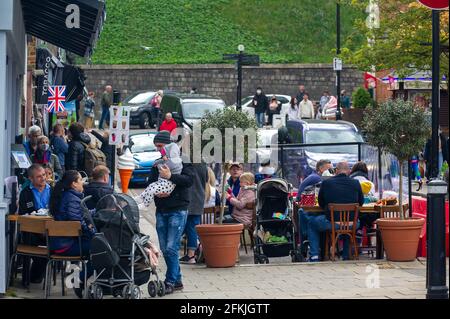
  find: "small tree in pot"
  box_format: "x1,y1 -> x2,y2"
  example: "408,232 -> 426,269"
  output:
362,99 -> 430,261
194,108 -> 258,267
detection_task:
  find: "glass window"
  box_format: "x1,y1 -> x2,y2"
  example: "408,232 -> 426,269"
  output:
123,92 -> 155,105
305,129 -> 364,153
182,101 -> 225,119
130,135 -> 156,153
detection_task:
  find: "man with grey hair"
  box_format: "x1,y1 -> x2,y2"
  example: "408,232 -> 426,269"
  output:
99,85 -> 113,129
23,125 -> 42,156
305,161 -> 364,262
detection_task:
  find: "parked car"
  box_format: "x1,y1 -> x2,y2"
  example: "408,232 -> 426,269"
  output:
231,94 -> 291,121
128,132 -> 161,186
124,90 -> 158,129
160,93 -> 226,130
281,119 -> 365,186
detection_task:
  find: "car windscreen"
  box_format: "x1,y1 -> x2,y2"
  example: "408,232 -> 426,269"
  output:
123,92 -> 155,105
258,130 -> 278,146
305,129 -> 364,153
130,135 -> 156,153
182,101 -> 225,119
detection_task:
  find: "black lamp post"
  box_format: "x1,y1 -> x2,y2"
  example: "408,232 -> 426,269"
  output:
237,44 -> 245,112
335,1 -> 342,120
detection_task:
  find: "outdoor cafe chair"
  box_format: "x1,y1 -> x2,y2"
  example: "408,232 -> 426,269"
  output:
240,201 -> 256,255
44,221 -> 89,299
325,203 -> 360,261
8,216 -> 49,291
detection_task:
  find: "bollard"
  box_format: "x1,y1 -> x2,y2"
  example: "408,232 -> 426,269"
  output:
426,179 -> 449,299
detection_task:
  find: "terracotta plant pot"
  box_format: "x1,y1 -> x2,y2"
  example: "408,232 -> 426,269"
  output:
377,218 -> 425,262
196,224 -> 244,268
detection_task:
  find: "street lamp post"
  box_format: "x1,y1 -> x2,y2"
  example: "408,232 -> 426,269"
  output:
335,1 -> 342,120
236,44 -> 245,111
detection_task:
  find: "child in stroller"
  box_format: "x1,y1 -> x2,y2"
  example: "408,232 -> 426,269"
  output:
82,193 -> 166,299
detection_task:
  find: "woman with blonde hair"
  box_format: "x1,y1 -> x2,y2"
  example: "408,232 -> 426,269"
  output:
224,172 -> 256,227
204,167 -> 221,208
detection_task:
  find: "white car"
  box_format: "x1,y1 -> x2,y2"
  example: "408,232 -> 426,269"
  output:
231,94 -> 292,121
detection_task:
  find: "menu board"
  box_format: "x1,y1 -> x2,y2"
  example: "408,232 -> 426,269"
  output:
109,106 -> 130,145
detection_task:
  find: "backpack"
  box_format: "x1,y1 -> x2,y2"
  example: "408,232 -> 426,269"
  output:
81,142 -> 107,177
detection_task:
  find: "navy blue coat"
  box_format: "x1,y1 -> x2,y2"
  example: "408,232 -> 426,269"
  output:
318,173 -> 364,221
50,189 -> 95,251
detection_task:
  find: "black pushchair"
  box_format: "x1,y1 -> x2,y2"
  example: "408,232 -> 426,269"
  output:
253,178 -> 302,264
81,193 -> 165,299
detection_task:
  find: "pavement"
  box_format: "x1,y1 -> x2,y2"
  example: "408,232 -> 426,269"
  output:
2,171 -> 448,300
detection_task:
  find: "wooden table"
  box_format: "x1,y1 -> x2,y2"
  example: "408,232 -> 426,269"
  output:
297,204 -> 379,214
294,204 -> 383,260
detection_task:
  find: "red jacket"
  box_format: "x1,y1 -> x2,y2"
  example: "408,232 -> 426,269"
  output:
159,119 -> 178,133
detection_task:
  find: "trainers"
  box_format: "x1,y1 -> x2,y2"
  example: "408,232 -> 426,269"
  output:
308,256 -> 320,262
164,282 -> 174,294
179,255 -> 196,264
174,282 -> 184,291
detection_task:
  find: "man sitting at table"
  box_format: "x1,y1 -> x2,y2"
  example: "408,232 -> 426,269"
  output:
83,165 -> 114,210
296,159 -> 332,239
18,164 -> 51,284
306,161 -> 364,262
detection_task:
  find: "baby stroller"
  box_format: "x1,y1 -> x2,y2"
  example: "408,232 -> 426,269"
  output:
81,193 -> 165,299
253,178 -> 302,264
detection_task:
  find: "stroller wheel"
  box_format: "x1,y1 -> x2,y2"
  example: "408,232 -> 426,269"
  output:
253,254 -> 260,264
157,280 -> 165,297
89,284 -> 103,300
148,281 -> 157,298
130,285 -> 141,299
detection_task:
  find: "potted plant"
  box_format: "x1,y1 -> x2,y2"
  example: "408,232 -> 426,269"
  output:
343,87 -> 373,127
363,99 -> 430,261
194,108 -> 258,267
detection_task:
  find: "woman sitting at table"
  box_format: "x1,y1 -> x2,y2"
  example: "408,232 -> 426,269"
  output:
49,170 -> 96,256
349,161 -> 377,239
224,173 -> 256,227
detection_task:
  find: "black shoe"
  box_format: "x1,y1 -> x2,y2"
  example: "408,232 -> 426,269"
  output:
174,282 -> 184,291
164,282 -> 174,294
73,287 -> 83,299
179,255 -> 196,264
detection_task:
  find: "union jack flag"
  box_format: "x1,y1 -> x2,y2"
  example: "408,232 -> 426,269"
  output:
47,86 -> 66,113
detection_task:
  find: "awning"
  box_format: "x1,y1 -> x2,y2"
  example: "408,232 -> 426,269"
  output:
381,70 -> 447,83
21,0 -> 106,57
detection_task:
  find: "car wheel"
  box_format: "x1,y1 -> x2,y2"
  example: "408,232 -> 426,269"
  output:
139,112 -> 152,129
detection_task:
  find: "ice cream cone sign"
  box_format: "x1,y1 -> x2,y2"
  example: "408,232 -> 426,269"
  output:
117,148 -> 135,194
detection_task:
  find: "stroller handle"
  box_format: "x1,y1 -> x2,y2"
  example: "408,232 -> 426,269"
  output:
81,195 -> 93,211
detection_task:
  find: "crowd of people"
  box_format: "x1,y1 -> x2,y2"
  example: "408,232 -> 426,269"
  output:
251,84 -> 353,127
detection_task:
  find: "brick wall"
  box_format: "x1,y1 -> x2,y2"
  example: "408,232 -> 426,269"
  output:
79,64 -> 363,106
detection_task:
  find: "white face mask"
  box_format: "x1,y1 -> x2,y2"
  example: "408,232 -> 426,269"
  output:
256,90 -> 262,95
40,144 -> 50,152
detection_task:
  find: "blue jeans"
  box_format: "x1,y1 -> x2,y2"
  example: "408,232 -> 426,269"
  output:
56,239 -> 93,284
308,215 -> 359,260
156,211 -> 188,285
255,112 -> 265,128
184,215 -> 201,251
99,106 -> 110,129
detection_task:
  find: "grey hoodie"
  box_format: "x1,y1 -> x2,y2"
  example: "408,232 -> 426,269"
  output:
154,142 -> 183,175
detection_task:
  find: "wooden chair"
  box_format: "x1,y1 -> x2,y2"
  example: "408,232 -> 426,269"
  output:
9,216 -> 49,290
44,221 -> 88,299
240,202 -> 256,254
374,204 -> 409,259
202,206 -> 220,224
325,204 -> 360,261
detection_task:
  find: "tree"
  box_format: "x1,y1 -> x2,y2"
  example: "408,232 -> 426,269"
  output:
341,0 -> 449,88
352,87 -> 373,108
199,108 -> 259,224
362,99 -> 430,218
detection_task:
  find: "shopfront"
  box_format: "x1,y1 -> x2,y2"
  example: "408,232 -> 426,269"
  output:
0,0 -> 105,294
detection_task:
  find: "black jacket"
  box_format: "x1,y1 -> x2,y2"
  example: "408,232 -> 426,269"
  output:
318,173 -> 364,221
19,187 -> 39,215
188,163 -> 208,216
424,134 -> 449,163
148,163 -> 194,213
66,133 -> 91,171
83,181 -> 114,210
252,93 -> 269,114
91,130 -> 115,172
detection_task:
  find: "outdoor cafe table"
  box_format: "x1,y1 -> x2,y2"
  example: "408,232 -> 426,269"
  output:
294,204 -> 383,260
